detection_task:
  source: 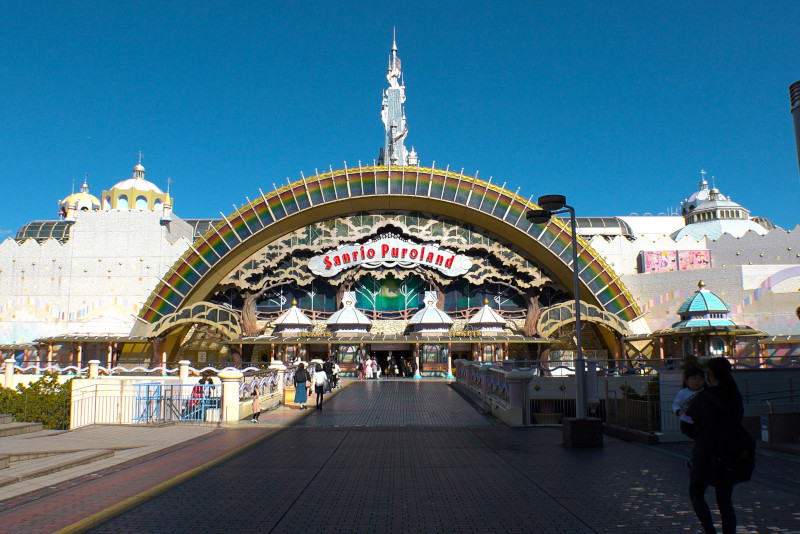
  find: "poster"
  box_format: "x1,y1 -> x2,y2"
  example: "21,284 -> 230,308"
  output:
642,251 -> 678,272
678,250 -> 711,271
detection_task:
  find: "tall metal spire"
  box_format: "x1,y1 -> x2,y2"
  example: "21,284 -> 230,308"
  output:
379,30 -> 416,166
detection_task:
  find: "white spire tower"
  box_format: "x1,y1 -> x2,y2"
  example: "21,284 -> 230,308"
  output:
379,29 -> 416,166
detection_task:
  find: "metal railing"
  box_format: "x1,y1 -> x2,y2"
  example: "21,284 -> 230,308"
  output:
69,383 -> 220,429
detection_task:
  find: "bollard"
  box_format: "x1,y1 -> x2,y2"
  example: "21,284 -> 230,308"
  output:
179,360 -> 191,382
218,368 -> 244,423
3,359 -> 15,389
88,360 -> 100,378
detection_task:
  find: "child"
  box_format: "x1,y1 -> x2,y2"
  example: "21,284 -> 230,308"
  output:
672,367 -> 705,437
251,387 -> 261,423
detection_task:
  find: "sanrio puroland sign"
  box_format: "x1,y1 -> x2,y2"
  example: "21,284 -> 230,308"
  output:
308,236 -> 473,277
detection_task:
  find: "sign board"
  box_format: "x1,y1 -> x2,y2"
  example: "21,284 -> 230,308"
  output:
309,236 -> 473,277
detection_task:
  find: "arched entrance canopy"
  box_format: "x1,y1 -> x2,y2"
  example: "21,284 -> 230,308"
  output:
133,165 -> 641,335
138,301 -> 242,339
536,301 -> 633,339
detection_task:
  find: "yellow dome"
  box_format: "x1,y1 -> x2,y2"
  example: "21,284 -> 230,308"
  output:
60,180 -> 100,212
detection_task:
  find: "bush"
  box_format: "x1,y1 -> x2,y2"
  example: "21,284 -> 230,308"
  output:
0,373 -> 73,429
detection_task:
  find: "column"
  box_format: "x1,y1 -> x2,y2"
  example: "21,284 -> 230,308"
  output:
3,359 -> 15,389
179,360 -> 191,382
446,343 -> 454,379
77,343 -> 83,373
107,342 -> 113,370
505,370 -> 534,426
269,360 -> 287,396
414,343 -> 421,379
47,344 -> 53,369
218,368 -> 244,423
88,360 -> 100,378
161,346 -> 167,376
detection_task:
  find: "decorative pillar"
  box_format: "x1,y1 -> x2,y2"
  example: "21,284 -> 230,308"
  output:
446,343 -> 454,379
505,370 -> 534,426
77,343 -> 83,373
478,365 -> 489,399
88,360 -> 100,378
218,368 -> 244,423
47,344 -> 53,369
3,359 -> 15,389
270,359 -> 287,396
107,342 -> 113,370
179,360 -> 191,382
658,338 -> 664,362
414,343 -> 421,379
161,347 -> 167,376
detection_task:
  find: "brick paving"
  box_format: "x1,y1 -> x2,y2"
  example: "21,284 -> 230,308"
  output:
1,380 -> 798,533
89,380 -> 799,534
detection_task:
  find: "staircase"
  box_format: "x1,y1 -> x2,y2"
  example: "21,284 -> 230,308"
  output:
0,413 -> 115,489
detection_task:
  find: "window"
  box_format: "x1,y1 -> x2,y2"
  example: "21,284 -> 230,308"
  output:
136,196 -> 148,210
103,196 -> 111,210
117,195 -> 128,209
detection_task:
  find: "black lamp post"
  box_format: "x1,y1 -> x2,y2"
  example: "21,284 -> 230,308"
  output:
527,195 -> 587,420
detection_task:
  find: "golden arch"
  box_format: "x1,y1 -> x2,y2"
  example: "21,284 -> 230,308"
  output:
133,165 -> 641,336
139,301 -> 242,340
536,300 -> 633,339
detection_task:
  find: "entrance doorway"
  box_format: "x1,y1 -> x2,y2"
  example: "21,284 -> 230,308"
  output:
372,350 -> 413,377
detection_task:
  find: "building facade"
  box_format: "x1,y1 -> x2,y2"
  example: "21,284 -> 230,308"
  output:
1,41 -> 798,371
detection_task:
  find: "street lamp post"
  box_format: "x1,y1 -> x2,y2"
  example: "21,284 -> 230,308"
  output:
527,195 -> 586,420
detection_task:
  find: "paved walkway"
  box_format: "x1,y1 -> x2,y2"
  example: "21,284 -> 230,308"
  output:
0,379 -> 798,533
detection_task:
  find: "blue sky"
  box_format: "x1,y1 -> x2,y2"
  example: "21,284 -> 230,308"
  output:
2,1 -> 799,238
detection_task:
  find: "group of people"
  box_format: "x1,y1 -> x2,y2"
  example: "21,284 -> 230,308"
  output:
289,359 -> 339,411
356,356 -> 416,380
672,357 -> 754,534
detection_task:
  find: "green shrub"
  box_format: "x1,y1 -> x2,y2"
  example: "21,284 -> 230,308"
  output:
0,373 -> 73,429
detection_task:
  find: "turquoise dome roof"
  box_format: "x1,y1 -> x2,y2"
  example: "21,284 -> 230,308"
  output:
677,281 -> 730,315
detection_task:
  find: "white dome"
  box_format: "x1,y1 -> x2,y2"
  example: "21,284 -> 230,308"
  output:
111,177 -> 163,194
111,161 -> 164,193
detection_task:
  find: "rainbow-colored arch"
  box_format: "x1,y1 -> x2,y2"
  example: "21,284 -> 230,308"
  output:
133,165 -> 641,334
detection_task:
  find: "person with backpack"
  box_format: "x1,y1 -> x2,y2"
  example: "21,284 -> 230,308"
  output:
293,363 -> 309,410
686,357 -> 754,534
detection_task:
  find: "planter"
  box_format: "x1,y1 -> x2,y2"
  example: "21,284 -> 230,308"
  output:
283,386 -> 296,406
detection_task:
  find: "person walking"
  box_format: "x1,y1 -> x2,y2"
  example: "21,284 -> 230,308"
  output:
364,358 -> 373,380
357,359 -> 365,380
313,364 -> 328,410
686,357 -> 745,534
293,363 -> 309,410
251,387 -> 261,423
